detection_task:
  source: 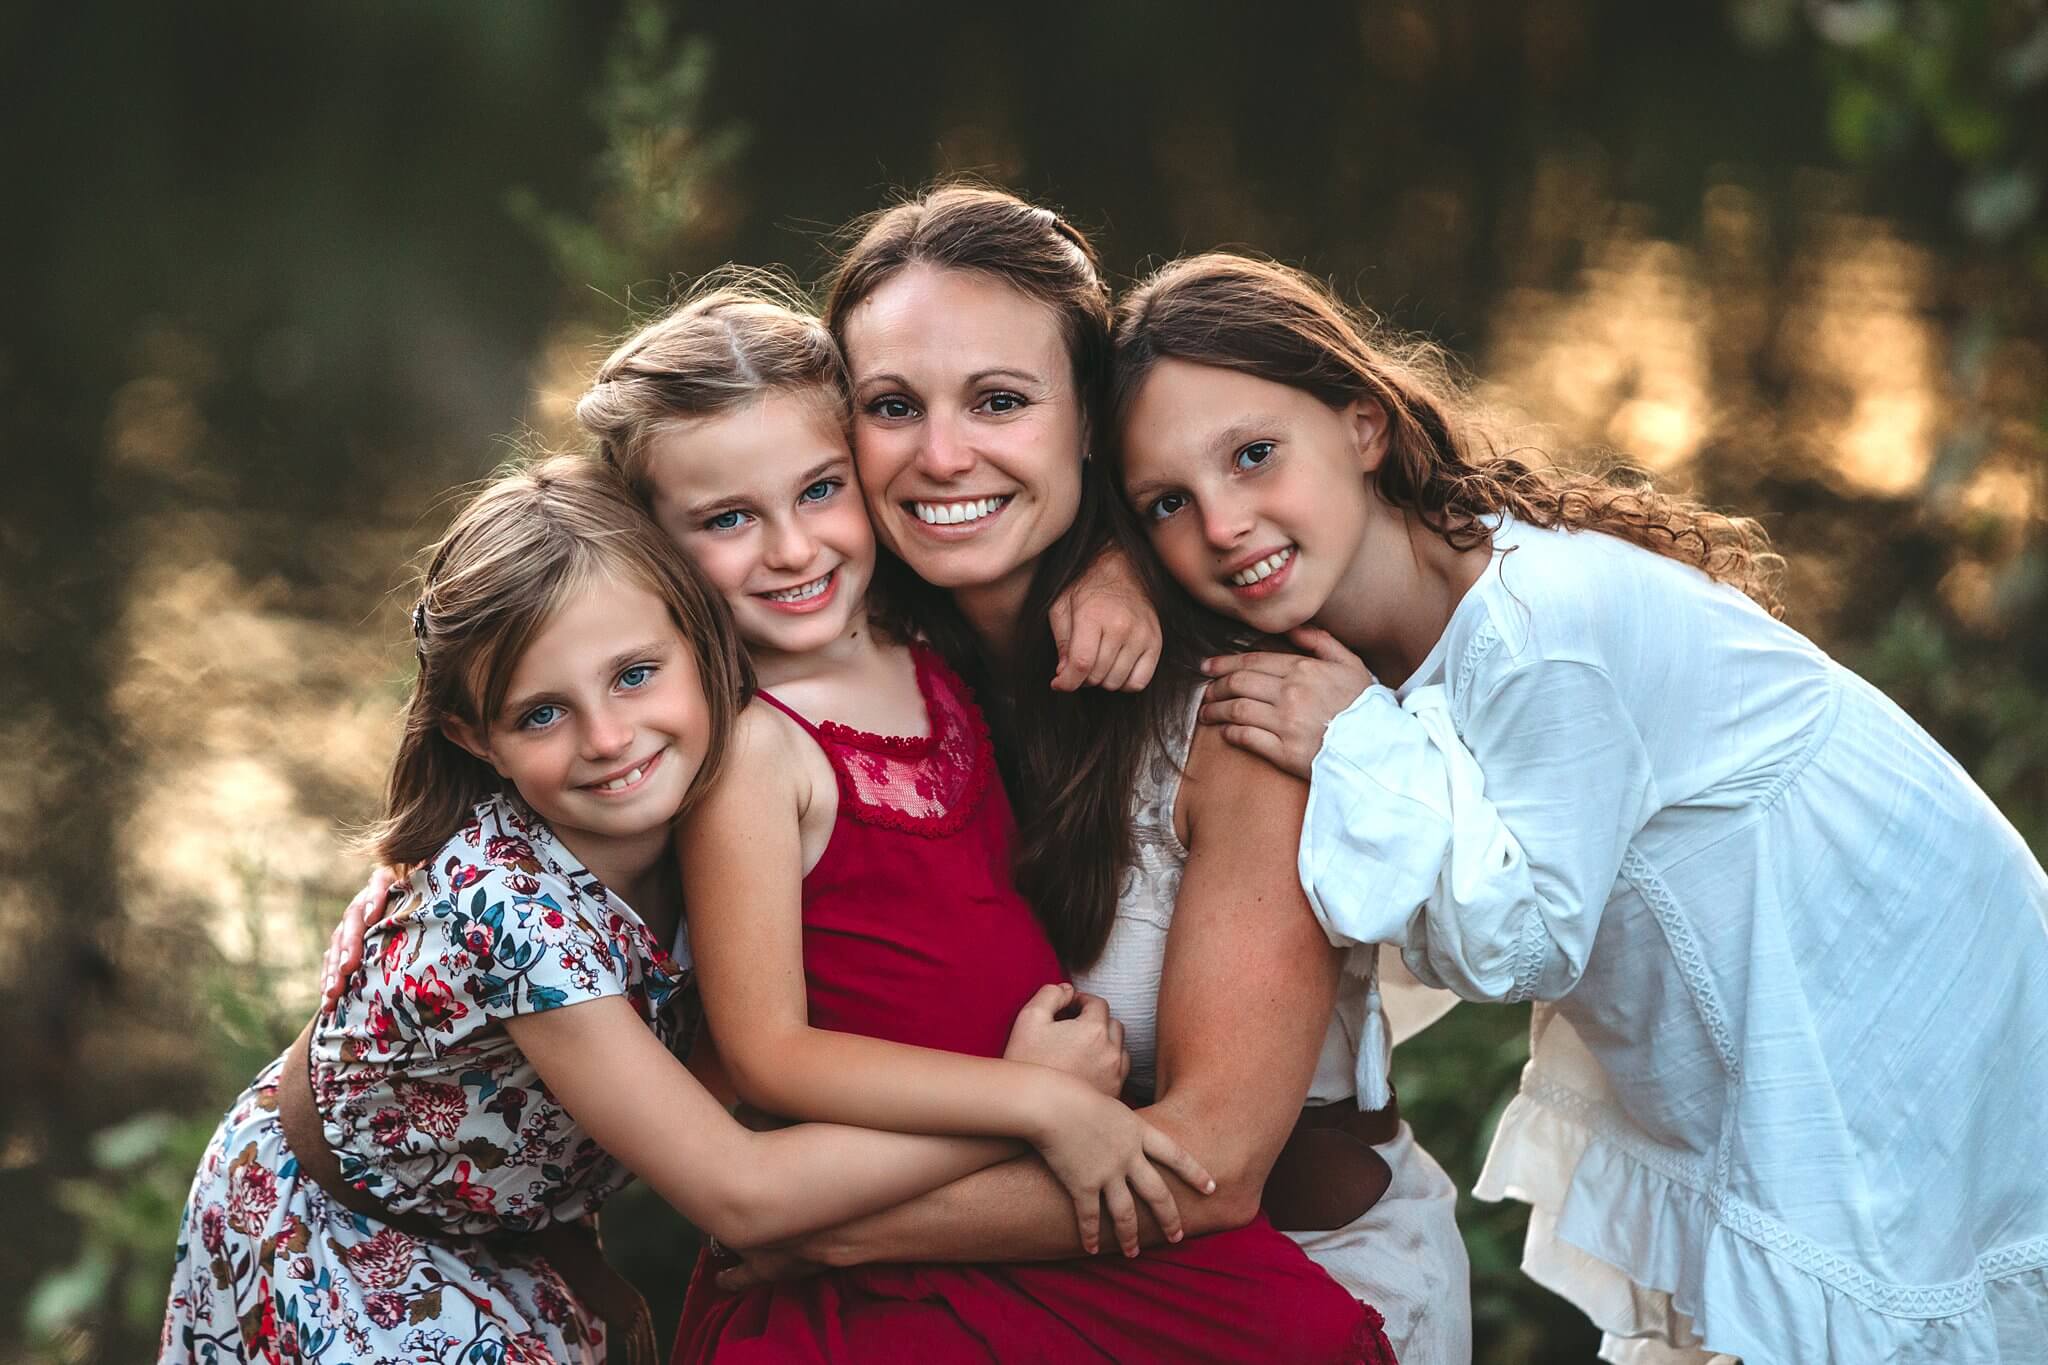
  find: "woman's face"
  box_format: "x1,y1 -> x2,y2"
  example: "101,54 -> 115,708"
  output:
1119,357 -> 1389,638
839,265 -> 1086,613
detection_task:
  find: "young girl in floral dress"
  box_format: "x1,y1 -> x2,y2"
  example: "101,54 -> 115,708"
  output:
160,459 -> 1102,1364
572,281 -> 1389,1362
1109,252 -> 2048,1364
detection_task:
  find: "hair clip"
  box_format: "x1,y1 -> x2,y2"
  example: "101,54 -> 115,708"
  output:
411,601 -> 429,644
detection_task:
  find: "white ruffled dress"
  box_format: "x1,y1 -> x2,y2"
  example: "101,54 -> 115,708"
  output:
1298,518 -> 2048,1364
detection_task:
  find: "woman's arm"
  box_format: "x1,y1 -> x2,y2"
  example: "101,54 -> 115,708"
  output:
506,994 -> 1014,1250
769,723 -> 1339,1269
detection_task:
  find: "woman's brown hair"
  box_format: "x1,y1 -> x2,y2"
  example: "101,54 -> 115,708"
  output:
577,268 -> 851,502
362,455 -> 754,867
822,181 -> 1221,969
1110,252 -> 1785,616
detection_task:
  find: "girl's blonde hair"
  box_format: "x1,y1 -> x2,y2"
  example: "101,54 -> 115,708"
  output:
1110,253 -> 1785,617
577,270 -> 849,500
364,456 -> 753,866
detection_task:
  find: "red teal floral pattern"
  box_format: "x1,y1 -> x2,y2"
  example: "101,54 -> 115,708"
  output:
159,793 -> 690,1363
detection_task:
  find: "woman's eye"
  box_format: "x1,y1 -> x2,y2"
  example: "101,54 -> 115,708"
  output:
981,391 -> 1026,415
1147,492 -> 1189,522
520,704 -> 562,731
618,664 -> 655,690
867,396 -> 916,420
798,479 -> 838,504
705,509 -> 748,532
1234,441 -> 1276,470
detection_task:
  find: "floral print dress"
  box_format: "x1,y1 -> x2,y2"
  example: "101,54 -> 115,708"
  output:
160,793 -> 690,1364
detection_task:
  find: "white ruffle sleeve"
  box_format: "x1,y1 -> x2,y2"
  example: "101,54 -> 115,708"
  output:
1299,660 -> 1658,1006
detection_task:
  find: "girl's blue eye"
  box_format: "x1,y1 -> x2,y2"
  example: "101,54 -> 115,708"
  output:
520,703 -> 562,731
1235,441 -> 1276,470
1147,492 -> 1190,522
706,509 -> 748,532
798,479 -> 838,504
618,664 -> 654,689
869,396 -> 916,420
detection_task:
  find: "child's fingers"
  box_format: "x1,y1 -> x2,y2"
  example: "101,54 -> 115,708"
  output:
1223,724 -> 1302,776
1098,641 -> 1141,692
1053,620 -> 1105,691
1127,644 -> 1160,692
1048,593 -> 1075,656
1199,696 -> 1282,733
1074,992 -> 1110,1028
1201,650 -> 1297,679
1018,981 -> 1076,1023
1141,1125 -> 1216,1196
1130,1159 -> 1184,1243
1289,625 -> 1362,667
1202,669 -> 1284,706
714,1262 -> 765,1293
1105,1179 -> 1141,1258
1073,1193 -> 1102,1255
323,900 -> 368,1004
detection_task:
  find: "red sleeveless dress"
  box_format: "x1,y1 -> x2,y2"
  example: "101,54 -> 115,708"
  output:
672,645 -> 1392,1364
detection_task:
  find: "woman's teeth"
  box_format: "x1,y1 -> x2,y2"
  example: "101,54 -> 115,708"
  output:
764,572 -> 832,603
1229,547 -> 1295,587
912,496 -> 1009,525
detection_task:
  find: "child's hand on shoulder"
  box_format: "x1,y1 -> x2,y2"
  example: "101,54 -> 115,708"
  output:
1004,983 -> 1130,1097
320,863 -> 410,1005
1199,627 -> 1373,780
1049,545 -> 1162,693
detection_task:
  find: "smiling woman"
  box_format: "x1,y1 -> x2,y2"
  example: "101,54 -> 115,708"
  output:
840,264 -> 1090,639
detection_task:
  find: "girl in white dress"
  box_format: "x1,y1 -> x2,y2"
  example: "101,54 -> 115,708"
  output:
1107,251 -> 2048,1364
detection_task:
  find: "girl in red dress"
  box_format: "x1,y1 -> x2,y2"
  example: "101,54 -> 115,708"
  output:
579,278 -> 1391,1363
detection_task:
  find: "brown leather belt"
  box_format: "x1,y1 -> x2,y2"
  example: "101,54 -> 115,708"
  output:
278,1022 -> 655,1365
1261,1091 -> 1401,1233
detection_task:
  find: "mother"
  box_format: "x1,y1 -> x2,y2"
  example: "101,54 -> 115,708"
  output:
722,181 -> 1471,1365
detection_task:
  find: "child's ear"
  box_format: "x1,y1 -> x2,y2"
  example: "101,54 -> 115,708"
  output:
441,716 -> 501,774
1346,399 -> 1392,474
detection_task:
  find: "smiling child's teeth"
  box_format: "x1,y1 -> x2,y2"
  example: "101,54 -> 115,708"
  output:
600,764 -> 645,792
1229,548 -> 1295,587
766,574 -> 831,603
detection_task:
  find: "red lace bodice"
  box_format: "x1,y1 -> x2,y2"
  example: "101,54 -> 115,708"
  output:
751,644 -> 1063,1058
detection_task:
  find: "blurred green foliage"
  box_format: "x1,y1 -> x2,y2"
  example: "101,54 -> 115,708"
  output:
6,3 -> 2043,1362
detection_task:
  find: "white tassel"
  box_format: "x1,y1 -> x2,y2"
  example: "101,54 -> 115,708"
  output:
1355,984 -> 1393,1111
1350,945 -> 1394,1111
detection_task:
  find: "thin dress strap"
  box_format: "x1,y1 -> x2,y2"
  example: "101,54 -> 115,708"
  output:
757,645 -> 992,838
753,686 -> 821,737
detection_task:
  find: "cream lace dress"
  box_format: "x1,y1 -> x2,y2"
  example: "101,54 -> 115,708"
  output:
1073,690 -> 1473,1365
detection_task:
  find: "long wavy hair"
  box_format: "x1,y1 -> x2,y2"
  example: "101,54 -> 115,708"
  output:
822,181 -> 1226,969
361,456 -> 754,867
1109,253 -> 1785,616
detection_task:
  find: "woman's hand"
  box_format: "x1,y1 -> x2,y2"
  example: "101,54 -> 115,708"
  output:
1004,983 -> 1129,1097
1030,1077 -> 1213,1257
319,864 -> 407,1005
1199,627 -> 1373,779
712,1242 -> 827,1294
1048,544 -> 1162,693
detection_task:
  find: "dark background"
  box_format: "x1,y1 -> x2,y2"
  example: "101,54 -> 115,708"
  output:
5,2 -> 2043,1360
